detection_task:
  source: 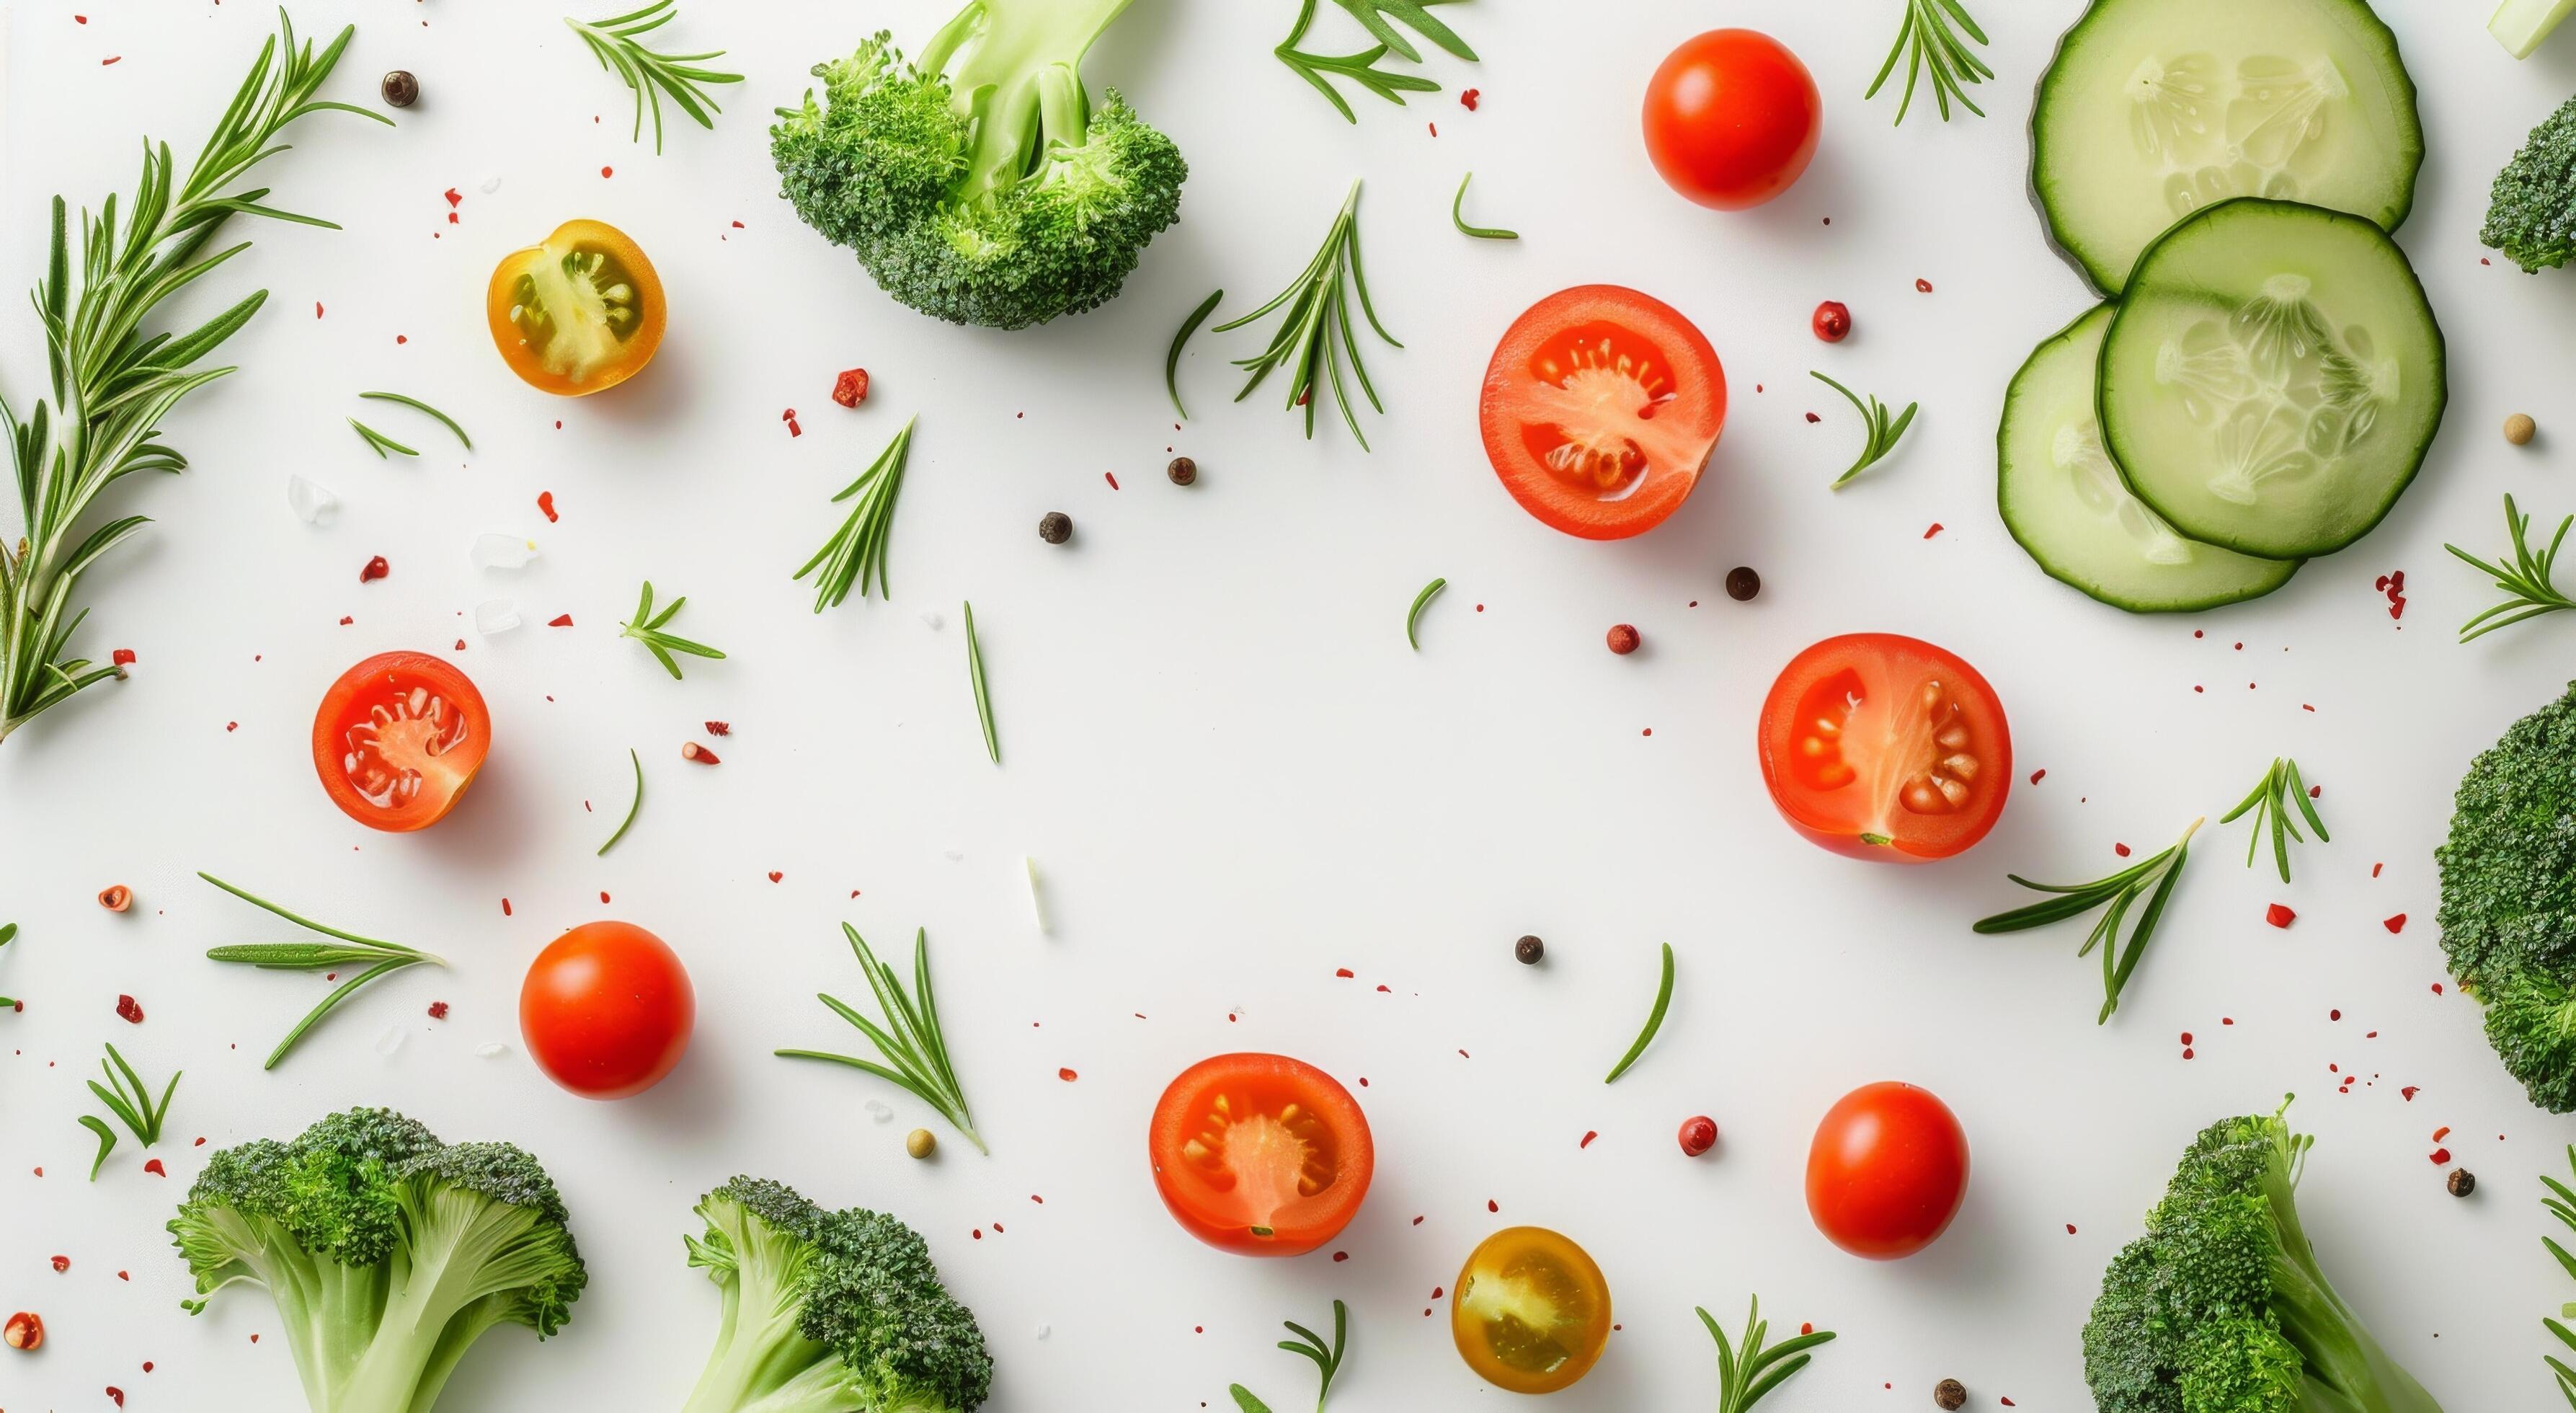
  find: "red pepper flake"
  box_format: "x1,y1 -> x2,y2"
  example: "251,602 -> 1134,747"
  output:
2384,913 -> 2407,934
1374,983 -> 1390,993
2430,1147 -> 2451,1165
2113,842 -> 2131,858
1579,1130 -> 1597,1148
115,994 -> 144,1024
108,1388 -> 125,1407
1335,967 -> 1354,979
2402,1086 -> 2420,1100
316,301 -> 325,319
786,416 -> 801,438
453,639 -> 467,651
2330,1009 -> 2342,1021
1104,471 -> 1120,490
1924,523 -> 1945,539
99,884 -> 133,912
2000,1400 -> 2015,1408
50,1256 -> 68,1272
502,898 -> 513,916
1413,1215 -> 1424,1226
683,741 -> 721,765
2375,570 -> 2407,620
2372,862 -> 2384,878
226,721 -> 237,732
832,368 -> 869,407
76,13 -> 88,20
2265,903 -> 2296,929
1804,412 -> 1821,424
537,490 -> 559,522
1057,1067 -> 1079,1082
704,720 -> 732,735
102,56 -> 121,65
427,1001 -> 449,1019
1428,122 -> 1437,137
339,615 -> 353,626
395,335 -> 407,345
1916,278 -> 1934,293
1487,1199 -> 1498,1213
1460,88 -> 1481,110
600,165 -> 613,178
767,870 -> 783,882
1331,1250 -> 1349,1262
359,555 -> 389,583
2029,768 -> 2046,784
548,614 -> 574,627
2432,1125 -> 2451,1142
2432,982 -> 2443,995
111,647 -> 136,667
143,1159 -> 164,1177
2182,1047 -> 2195,1060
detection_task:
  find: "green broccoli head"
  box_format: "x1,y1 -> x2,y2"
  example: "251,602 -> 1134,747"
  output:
2436,681 -> 2576,1110
2082,1104 -> 2442,1413
683,1177 -> 993,1413
771,0 -> 1186,331
168,1109 -> 586,1413
2484,93 -> 2576,273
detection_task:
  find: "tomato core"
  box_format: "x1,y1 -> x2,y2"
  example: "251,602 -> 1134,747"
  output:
336,681 -> 473,812
1785,667 -> 1989,825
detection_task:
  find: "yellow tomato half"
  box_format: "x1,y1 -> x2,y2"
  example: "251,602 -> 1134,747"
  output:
485,218 -> 665,396
1450,1226 -> 1612,1394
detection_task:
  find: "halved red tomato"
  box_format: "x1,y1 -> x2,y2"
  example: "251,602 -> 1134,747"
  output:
1148,1053 -> 1372,1256
311,652 -> 491,832
1480,286 -> 1726,540
1757,634 -> 2010,861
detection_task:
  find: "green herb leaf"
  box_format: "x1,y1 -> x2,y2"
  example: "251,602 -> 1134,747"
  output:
1406,577 -> 1447,650
347,417 -> 418,459
197,872 -> 445,1068
564,1 -> 742,154
79,1115 -> 117,1182
1274,0 -> 1475,122
1865,0 -> 1993,125
964,599 -> 999,764
358,391 -> 471,450
1168,289 -> 1224,420
1976,818 -> 2201,1024
1604,942 -> 1675,1083
1699,1295 -> 1834,1413
621,580 -> 726,679
1218,182 -> 1398,449
598,748 -> 644,855
1451,172 -> 1518,240
794,419 -> 914,610
1810,371 -> 1919,487
2218,757 -> 2329,883
2446,494 -> 2575,642
778,926 -> 987,1153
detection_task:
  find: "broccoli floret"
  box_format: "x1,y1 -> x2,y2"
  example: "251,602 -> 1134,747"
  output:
2082,1103 -> 2442,1413
682,1175 -> 992,1413
167,1108 -> 586,1412
2436,681 -> 2576,1110
772,0 -> 1186,331
2483,93 -> 2576,272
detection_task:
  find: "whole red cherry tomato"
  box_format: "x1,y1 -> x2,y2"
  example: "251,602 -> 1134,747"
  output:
1806,1081 -> 1970,1259
520,921 -> 695,1099
1643,30 -> 1823,211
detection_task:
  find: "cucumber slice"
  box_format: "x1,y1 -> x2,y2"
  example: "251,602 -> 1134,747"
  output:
2033,0 -> 2424,294
2000,305 -> 2300,612
2100,198 -> 2445,560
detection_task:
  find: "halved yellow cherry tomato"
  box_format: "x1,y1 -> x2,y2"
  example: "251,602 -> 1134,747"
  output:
1451,1226 -> 1612,1394
485,218 -> 665,396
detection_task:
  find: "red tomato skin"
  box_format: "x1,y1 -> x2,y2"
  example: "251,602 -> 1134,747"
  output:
1643,30 -> 1823,211
1756,634 -> 2013,863
520,921 -> 695,1100
1805,1081 -> 1970,1260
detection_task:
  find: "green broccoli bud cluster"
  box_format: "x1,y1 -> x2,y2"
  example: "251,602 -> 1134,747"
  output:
2484,93 -> 2576,273
2436,681 -> 2576,1110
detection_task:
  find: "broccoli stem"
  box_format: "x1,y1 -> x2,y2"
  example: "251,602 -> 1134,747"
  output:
931,0 -> 1136,202
2493,0 -> 2576,58
2259,1150 -> 2444,1413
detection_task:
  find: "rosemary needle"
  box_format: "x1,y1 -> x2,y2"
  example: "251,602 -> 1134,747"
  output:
1406,577 -> 1447,650
1168,289 -> 1223,420
348,417 -> 419,459
360,391 -> 471,450
964,599 -> 999,764
598,748 -> 644,855
1866,0 -> 1994,125
1605,942 -> 1675,1083
794,418 -> 915,609
1699,1295 -> 1835,1412
197,872 -> 446,1069
1231,1299 -> 1349,1413
1452,172 -> 1519,240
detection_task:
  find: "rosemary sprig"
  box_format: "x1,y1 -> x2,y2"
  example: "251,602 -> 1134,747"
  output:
1604,942 -> 1675,1083
778,926 -> 985,1154
964,599 -> 1000,763
598,747 -> 643,855
2446,494 -> 2575,642
1451,172 -> 1519,240
1811,371 -> 1919,487
1168,289 -> 1224,419
564,1 -> 743,154
1866,0 -> 1994,125
622,580 -> 725,679
1406,576 -> 1447,650
197,871 -> 447,1069
1975,818 -> 2202,1024
1,12 -> 386,746
1275,0 -> 1475,123
359,391 -> 470,450
1230,1299 -> 1349,1413
80,1042 -> 179,1181
2219,757 -> 2329,883
1699,1296 -> 1835,1413
347,417 -> 417,459
2546,1146 -> 2576,1404
794,417 -> 915,610
1218,182 -> 1399,449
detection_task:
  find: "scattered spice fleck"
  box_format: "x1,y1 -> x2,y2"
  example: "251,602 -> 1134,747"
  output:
2430,1147 -> 2451,1165
548,614 -> 574,627
1579,1130 -> 1596,1148
538,490 -> 558,522
600,165 -> 613,178
1916,278 -> 1933,293
360,555 -> 389,583
2265,903 -> 2296,929
99,884 -> 133,911
1335,967 -> 1354,978
142,1159 -> 164,1177
682,742 -> 721,765
1104,471 -> 1119,490
2030,768 -> 2046,784
767,871 -> 783,883
1924,523 -> 1945,539
1460,88 -> 1480,110
1057,1068 -> 1078,1081
1606,624 -> 1641,655
112,647 -> 136,667
2384,913 -> 2407,934
2402,1086 -> 2420,1100
2114,843 -> 2131,859
51,1256 -> 68,1273
833,368 -> 869,407
705,721 -> 732,735
427,1001 -> 449,1019
116,994 -> 143,1024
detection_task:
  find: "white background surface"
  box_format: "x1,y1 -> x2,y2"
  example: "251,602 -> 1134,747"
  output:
3,0 -> 2575,1408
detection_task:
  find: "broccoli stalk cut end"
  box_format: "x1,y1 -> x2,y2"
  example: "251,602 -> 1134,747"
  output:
2493,0 -> 2576,58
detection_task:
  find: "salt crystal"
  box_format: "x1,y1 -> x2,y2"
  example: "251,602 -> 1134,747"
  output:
287,474 -> 339,525
943,849 -> 964,862
919,610 -> 944,630
376,1025 -> 406,1057
470,533 -> 538,570
474,599 -> 522,636
474,1042 -> 509,1058
1034,1324 -> 1050,1340
479,174 -> 502,194
864,1099 -> 894,1123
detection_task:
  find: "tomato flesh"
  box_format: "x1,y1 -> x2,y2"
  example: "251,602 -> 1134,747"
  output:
1149,1053 -> 1372,1256
1643,30 -> 1823,211
1481,287 -> 1725,540
311,652 -> 489,833
520,921 -> 696,1100
1452,1227 -> 1612,1393
1806,1081 -> 1971,1260
1758,634 -> 2010,861
487,219 -> 666,395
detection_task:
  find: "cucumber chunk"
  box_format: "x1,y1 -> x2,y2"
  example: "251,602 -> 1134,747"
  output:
2033,0 -> 2423,294
2000,305 -> 2300,612
2100,198 -> 2445,561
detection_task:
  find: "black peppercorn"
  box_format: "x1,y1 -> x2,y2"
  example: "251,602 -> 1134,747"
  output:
1934,1378 -> 1967,1410
1038,511 -> 1072,544
1167,456 -> 1197,486
1726,566 -> 1761,601
1514,935 -> 1544,965
381,70 -> 419,108
2447,1167 -> 2476,1197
